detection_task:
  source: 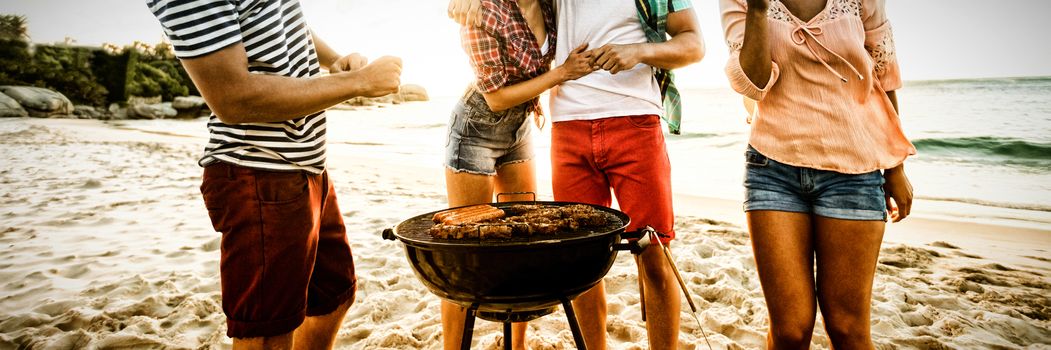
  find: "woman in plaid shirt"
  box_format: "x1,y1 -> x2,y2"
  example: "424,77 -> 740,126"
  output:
441,0 -> 593,349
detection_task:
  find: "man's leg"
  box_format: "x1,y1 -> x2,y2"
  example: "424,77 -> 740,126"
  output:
293,297 -> 355,350
603,115 -> 679,349
552,120 -> 614,350
294,172 -> 358,350
201,164 -> 321,347
634,245 -> 681,350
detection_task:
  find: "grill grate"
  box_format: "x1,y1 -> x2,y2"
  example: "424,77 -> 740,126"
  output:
394,202 -> 628,247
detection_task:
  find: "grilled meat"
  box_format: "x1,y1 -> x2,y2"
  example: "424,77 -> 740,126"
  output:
427,204 -> 615,240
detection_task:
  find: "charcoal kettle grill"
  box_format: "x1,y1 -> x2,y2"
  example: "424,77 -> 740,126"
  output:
381,196 -> 650,350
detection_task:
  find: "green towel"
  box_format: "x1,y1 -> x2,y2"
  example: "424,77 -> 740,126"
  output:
635,0 -> 692,135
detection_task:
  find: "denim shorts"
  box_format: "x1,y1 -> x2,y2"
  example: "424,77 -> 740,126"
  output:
445,90 -> 534,176
743,145 -> 887,221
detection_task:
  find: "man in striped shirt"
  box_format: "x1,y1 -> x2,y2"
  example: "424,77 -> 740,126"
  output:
147,0 -> 401,347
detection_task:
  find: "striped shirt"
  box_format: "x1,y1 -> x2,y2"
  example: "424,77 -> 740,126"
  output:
147,0 -> 327,173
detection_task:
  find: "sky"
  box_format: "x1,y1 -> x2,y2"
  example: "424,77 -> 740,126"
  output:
2,0 -> 1050,96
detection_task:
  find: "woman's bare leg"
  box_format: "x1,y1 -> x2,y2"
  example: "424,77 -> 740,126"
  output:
494,160 -> 537,202
494,160 -> 536,350
442,168 -> 494,350
814,217 -> 884,350
747,211 -> 818,350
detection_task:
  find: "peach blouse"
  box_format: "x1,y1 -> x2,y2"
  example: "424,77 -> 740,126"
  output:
720,0 -> 915,174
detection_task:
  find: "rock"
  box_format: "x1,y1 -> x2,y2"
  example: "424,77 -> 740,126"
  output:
172,96 -> 206,110
129,102 -> 178,119
172,96 -> 209,119
108,103 -> 128,120
73,105 -> 101,119
127,95 -> 162,106
0,92 -> 28,118
345,96 -> 373,107
399,84 -> 429,102
0,86 -> 73,117
371,94 -> 396,105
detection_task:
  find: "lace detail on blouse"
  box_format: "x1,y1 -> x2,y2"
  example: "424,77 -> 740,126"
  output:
726,0 -> 865,53
728,40 -> 743,52
766,1 -> 794,23
767,0 -> 862,24
866,29 -> 896,75
820,0 -> 861,22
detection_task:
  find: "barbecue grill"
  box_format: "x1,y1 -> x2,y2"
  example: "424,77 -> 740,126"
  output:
381,198 -> 649,350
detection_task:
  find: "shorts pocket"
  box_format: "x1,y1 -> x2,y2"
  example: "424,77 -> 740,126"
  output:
467,108 -> 511,125
627,115 -> 660,129
254,171 -> 310,204
745,148 -> 769,167
463,92 -> 509,125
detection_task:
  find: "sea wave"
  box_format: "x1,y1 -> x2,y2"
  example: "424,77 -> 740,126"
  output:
912,136 -> 1051,162
905,76 -> 1051,87
917,196 -> 1051,213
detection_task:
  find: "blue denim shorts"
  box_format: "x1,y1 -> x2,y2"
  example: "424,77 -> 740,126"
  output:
445,90 -> 534,176
743,145 -> 887,221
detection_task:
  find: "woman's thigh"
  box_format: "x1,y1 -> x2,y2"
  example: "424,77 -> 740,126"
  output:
444,168 -> 494,207
494,159 -> 536,202
813,217 -> 884,323
747,211 -> 818,326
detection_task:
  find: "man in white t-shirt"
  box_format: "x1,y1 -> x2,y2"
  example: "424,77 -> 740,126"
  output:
450,1 -> 704,349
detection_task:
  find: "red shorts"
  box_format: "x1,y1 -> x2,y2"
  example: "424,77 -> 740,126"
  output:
200,163 -> 356,338
551,115 -> 675,244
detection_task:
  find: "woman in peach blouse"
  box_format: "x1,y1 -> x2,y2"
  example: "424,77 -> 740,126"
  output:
720,0 -> 914,348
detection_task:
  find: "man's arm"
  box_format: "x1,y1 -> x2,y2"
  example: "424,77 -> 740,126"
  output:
590,8 -> 705,74
180,43 -> 401,124
312,31 -> 368,73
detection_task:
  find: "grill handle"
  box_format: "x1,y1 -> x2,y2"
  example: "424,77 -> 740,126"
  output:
382,228 -> 396,241
612,229 -> 651,255
496,191 -> 537,203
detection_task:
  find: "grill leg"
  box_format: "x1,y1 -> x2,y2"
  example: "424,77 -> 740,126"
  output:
461,303 -> 478,350
561,298 -> 588,350
503,321 -> 512,350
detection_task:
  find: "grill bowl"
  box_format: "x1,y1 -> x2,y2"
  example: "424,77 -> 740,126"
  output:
383,201 -> 631,312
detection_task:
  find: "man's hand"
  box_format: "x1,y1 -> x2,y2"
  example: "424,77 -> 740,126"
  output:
556,43 -> 596,81
448,0 -> 482,26
352,56 -> 403,98
883,164 -> 913,223
589,44 -> 647,75
329,53 -> 368,73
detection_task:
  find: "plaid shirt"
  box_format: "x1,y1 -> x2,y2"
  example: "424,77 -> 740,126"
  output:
636,0 -> 693,135
461,0 -> 556,114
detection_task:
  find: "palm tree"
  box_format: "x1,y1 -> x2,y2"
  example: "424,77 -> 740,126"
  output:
0,14 -> 30,42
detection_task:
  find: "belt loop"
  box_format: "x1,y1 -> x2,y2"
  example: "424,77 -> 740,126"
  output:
226,162 -> 236,179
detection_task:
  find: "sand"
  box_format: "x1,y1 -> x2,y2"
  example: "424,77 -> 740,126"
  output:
0,117 -> 1049,349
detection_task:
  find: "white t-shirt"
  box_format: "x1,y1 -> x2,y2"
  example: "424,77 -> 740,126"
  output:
550,0 -> 663,122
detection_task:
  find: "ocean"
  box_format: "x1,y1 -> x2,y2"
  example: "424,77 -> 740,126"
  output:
116,77 -> 1051,228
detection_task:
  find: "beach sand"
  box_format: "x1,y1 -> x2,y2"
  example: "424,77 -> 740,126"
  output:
1,117 -> 1049,349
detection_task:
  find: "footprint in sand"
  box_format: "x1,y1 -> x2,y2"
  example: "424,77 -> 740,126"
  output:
81,179 -> 103,189
200,237 -> 220,252
929,241 -> 959,249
